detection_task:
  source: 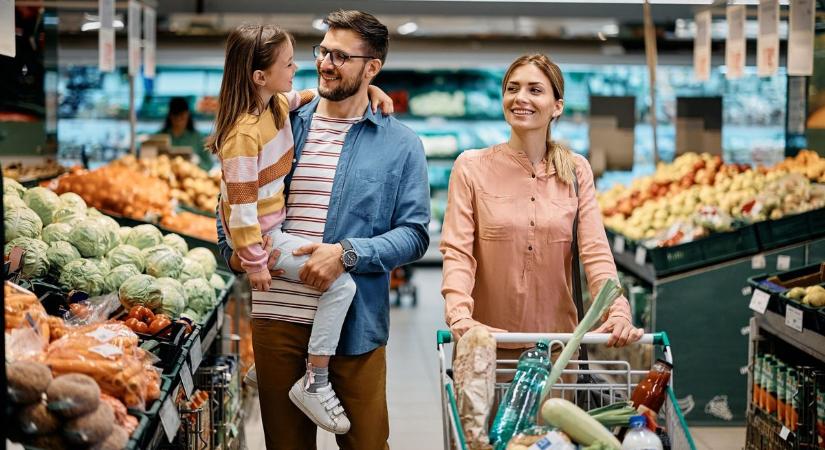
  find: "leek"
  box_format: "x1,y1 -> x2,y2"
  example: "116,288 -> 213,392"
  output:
587,401 -> 636,428
539,278 -> 623,404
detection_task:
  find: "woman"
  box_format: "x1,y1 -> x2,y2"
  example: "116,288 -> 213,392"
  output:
440,54 -> 642,359
159,97 -> 211,170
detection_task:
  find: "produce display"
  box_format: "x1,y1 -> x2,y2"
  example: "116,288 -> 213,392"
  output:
160,211 -> 219,243
786,284 -> 825,307
3,159 -> 68,182
598,152 -> 825,247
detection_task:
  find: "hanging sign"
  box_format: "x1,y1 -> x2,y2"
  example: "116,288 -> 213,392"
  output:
98,0 -> 115,72
757,0 -> 779,77
788,0 -> 815,76
0,0 -> 14,58
128,0 -> 141,75
726,5 -> 746,80
694,10 -> 712,81
143,6 -> 156,78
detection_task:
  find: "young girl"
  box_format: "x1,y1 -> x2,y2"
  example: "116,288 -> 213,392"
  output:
209,24 -> 393,434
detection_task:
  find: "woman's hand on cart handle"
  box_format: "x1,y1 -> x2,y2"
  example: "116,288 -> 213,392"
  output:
593,314 -> 644,348
449,317 -> 507,341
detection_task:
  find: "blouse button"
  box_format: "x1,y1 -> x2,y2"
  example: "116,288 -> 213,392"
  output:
528,246 -> 533,251
531,197 -> 535,202
531,173 -> 536,178
293,159 -> 298,163
530,221 -> 535,226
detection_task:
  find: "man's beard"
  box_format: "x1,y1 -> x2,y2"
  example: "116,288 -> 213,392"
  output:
317,66 -> 364,101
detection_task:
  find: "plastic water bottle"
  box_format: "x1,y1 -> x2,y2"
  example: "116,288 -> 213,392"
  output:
489,339 -> 551,450
621,415 -> 663,450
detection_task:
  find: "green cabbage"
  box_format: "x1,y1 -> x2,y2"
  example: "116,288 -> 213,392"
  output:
107,244 -> 145,272
42,223 -> 73,245
92,216 -> 120,252
187,247 -> 217,278
183,278 -> 216,315
58,192 -> 87,214
4,206 -> 42,241
125,224 -> 163,250
86,208 -> 102,217
90,257 -> 111,276
118,274 -> 163,310
143,245 -> 183,278
4,237 -> 49,279
181,308 -> 203,324
59,259 -> 105,296
163,233 -> 189,256
23,187 -> 61,226
4,194 -> 26,209
4,177 -> 26,198
118,227 -> 132,245
69,218 -> 111,258
46,241 -> 81,274
178,257 -> 206,283
156,277 -> 186,318
51,206 -> 85,224
104,263 -> 141,294
209,273 -> 227,291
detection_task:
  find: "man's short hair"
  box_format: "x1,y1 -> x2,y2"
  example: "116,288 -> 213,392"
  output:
324,10 -> 389,64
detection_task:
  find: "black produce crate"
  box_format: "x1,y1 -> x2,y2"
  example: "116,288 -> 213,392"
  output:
748,264 -> 825,335
754,207 -> 825,250
127,376 -> 171,419
125,413 -> 152,450
647,225 -> 760,276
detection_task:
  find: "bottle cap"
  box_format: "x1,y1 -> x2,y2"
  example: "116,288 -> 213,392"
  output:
629,415 -> 647,428
655,358 -> 673,369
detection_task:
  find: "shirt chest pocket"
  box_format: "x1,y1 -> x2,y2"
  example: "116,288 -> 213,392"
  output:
477,193 -> 515,241
542,197 -> 578,243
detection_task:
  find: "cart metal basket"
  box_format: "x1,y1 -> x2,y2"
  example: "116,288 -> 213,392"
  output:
437,331 -> 696,450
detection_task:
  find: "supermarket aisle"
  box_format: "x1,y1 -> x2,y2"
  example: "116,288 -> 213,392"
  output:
243,267 -> 746,450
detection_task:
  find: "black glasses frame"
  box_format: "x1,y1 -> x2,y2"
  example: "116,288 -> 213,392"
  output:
312,45 -> 375,68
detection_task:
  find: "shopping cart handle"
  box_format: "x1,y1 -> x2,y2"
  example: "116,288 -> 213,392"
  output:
436,330 -> 669,346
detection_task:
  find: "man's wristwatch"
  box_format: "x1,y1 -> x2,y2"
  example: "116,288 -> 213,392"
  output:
339,239 -> 358,272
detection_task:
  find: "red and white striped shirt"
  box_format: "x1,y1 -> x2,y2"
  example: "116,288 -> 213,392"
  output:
251,114 -> 361,323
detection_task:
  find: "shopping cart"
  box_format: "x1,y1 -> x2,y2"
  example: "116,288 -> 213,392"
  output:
437,330 -> 696,450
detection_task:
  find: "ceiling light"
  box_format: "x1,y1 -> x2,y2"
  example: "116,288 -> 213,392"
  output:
81,19 -> 124,32
397,22 -> 419,35
312,18 -> 327,32
597,32 -> 607,41
602,24 -> 619,36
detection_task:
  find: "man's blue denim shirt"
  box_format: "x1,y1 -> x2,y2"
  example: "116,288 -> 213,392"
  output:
217,97 -> 431,355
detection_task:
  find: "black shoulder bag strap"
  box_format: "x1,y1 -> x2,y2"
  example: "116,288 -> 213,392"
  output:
570,169 -> 589,368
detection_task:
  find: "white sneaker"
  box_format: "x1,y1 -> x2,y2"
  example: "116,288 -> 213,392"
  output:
244,366 -> 258,390
288,378 -> 351,434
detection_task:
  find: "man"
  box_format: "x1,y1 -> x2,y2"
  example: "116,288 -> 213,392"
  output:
217,10 -> 430,450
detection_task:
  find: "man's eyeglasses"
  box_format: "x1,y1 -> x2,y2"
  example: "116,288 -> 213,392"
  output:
313,45 -> 375,68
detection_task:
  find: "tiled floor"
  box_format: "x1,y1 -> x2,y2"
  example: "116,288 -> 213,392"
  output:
243,267 -> 746,450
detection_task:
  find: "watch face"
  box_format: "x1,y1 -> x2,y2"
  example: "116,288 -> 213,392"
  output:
343,250 -> 358,267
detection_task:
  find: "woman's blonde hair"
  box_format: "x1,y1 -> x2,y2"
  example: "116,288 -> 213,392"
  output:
208,24 -> 294,154
502,54 -> 576,186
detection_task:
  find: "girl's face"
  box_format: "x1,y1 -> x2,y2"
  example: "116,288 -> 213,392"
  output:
258,40 -> 297,94
502,64 -> 563,134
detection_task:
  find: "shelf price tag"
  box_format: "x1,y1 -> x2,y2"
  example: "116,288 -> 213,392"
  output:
635,246 -> 647,265
159,397 -> 181,443
189,337 -> 203,373
613,236 -> 626,254
779,426 -> 791,440
776,255 -> 791,271
751,254 -> 766,270
785,305 -> 804,332
180,361 -> 194,398
749,290 -> 771,314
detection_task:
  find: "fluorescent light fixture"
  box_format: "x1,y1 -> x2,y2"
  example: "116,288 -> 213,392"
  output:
312,18 -> 327,31
597,31 -> 607,41
81,20 -> 124,32
397,21 -> 419,35
602,24 -> 619,36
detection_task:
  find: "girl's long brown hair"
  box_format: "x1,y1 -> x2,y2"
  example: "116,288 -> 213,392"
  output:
502,54 -> 576,186
208,25 -> 294,154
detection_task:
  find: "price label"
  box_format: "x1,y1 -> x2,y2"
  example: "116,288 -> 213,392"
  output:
613,236 -> 626,254
751,254 -> 766,270
180,361 -> 193,398
749,290 -> 771,314
217,304 -> 225,330
159,397 -> 181,442
785,305 -> 804,332
779,426 -> 791,440
742,286 -> 753,296
189,337 -> 203,373
777,255 -> 791,271
635,246 -> 647,265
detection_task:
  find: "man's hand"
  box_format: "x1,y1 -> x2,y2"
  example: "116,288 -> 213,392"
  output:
248,269 -> 272,292
294,243 -> 345,292
230,235 -> 285,277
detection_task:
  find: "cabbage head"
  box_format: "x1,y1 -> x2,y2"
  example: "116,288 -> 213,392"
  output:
163,233 -> 189,256
69,218 -> 111,258
58,192 -> 87,214
126,224 -> 163,250
118,227 -> 132,245
104,263 -> 140,294
181,308 -> 203,324
58,259 -> 105,296
46,241 -> 81,274
42,223 -> 73,245
187,247 -> 217,278
156,277 -> 186,318
23,187 -> 61,226
178,257 -> 206,283
51,206 -> 85,225
4,194 -> 26,209
4,177 -> 26,197
107,244 -> 145,272
5,206 -> 42,241
119,274 -> 163,310
90,257 -> 111,276
183,278 -> 216,315
143,245 -> 183,278
209,273 -> 227,291
4,237 -> 49,279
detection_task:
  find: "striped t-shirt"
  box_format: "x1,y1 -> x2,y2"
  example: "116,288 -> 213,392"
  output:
250,114 -> 361,323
